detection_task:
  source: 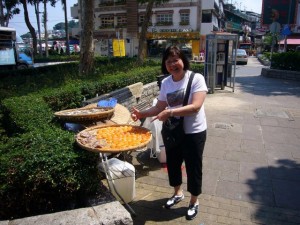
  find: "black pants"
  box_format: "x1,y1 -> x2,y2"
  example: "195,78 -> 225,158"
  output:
165,130 -> 206,196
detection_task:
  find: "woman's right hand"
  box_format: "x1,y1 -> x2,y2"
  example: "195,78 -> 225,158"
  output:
131,107 -> 141,121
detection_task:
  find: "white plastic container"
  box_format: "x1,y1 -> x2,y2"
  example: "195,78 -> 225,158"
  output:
99,158 -> 135,203
142,98 -> 167,163
157,145 -> 166,163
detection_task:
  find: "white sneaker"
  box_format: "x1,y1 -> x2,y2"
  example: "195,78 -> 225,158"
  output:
164,194 -> 184,209
186,202 -> 199,220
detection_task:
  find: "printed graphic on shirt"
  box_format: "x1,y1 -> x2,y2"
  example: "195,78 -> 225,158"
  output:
167,88 -> 185,107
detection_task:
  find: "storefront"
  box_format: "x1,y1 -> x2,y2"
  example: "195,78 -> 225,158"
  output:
146,29 -> 204,58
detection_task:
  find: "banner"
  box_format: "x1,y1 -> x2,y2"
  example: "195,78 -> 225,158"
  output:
262,0 -> 298,25
112,39 -> 125,57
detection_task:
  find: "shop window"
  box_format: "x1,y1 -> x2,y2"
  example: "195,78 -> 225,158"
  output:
99,0 -> 114,6
180,13 -> 189,25
202,10 -> 212,23
139,15 -> 152,26
116,16 -> 127,28
100,16 -> 114,28
139,15 -> 145,24
156,14 -> 173,26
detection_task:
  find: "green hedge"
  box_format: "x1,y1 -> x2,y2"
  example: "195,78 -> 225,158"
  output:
0,94 -> 101,219
270,52 -> 300,71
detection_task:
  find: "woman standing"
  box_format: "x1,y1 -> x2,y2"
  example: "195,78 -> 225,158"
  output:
131,45 -> 208,220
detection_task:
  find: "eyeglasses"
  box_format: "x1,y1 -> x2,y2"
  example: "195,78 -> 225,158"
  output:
166,59 -> 181,66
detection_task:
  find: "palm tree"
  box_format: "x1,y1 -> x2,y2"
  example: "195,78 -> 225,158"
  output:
61,0 -> 70,55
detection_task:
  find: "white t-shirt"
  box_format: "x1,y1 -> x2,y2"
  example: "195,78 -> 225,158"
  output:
158,70 -> 208,134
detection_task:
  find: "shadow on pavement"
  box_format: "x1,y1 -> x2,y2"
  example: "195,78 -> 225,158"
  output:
133,149 -> 163,178
247,159 -> 300,224
130,198 -> 186,225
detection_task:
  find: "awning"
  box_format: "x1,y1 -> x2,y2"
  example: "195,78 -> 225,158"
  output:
279,39 -> 300,45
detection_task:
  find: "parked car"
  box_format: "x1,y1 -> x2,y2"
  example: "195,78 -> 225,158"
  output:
233,49 -> 248,65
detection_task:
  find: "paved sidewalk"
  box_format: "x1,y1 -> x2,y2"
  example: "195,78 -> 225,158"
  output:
128,58 -> 300,225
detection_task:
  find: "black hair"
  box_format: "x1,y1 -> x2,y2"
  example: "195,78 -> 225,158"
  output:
161,45 -> 190,74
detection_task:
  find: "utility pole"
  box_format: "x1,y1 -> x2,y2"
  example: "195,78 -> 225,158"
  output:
43,0 -> 49,57
35,2 -> 43,56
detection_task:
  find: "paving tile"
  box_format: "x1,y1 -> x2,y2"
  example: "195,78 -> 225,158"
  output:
202,169 -> 220,195
215,181 -> 275,206
240,139 -> 265,154
203,157 -> 240,171
260,117 -> 280,126
242,124 -> 263,141
239,162 -> 272,186
225,151 -> 268,164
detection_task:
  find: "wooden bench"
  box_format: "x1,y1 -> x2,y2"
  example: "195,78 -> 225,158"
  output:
82,82 -> 159,125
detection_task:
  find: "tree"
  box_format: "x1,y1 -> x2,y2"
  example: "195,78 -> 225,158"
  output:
0,0 -> 20,27
53,22 -> 65,30
21,32 -> 31,39
68,20 -> 79,29
20,0 -> 38,55
79,0 -> 95,75
137,0 -> 169,65
61,0 -> 70,55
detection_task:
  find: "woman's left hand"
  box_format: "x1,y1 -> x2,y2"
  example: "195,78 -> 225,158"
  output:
152,109 -> 171,122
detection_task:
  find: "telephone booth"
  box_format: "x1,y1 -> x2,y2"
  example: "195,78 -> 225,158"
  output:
204,33 -> 238,93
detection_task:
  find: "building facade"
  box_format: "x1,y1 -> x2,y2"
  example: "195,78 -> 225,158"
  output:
70,0 -> 226,57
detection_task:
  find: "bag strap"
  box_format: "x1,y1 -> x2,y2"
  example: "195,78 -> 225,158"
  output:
183,72 -> 195,106
179,72 -> 195,121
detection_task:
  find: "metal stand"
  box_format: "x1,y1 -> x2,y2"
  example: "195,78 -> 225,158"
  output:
99,153 -> 137,217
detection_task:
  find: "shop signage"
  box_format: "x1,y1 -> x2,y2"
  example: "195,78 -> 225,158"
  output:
151,28 -> 194,33
146,31 -> 201,40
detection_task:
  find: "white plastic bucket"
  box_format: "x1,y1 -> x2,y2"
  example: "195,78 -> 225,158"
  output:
99,158 -> 135,203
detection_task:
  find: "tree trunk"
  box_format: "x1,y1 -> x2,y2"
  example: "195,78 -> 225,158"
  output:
0,1 -> 4,26
137,0 -> 154,65
44,0 -> 48,57
20,0 -> 37,55
79,0 -> 95,75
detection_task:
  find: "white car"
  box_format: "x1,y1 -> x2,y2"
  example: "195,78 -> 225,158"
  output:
233,49 -> 248,65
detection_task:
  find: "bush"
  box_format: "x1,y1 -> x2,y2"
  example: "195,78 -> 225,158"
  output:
271,52 -> 300,71
0,128 -> 101,219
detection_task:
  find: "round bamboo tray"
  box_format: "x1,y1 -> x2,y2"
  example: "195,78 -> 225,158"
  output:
83,103 -> 131,124
76,124 -> 152,153
54,107 -> 114,123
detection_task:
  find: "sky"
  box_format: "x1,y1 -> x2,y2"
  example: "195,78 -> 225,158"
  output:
9,0 -> 78,35
9,0 -> 263,36
231,0 -> 263,13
